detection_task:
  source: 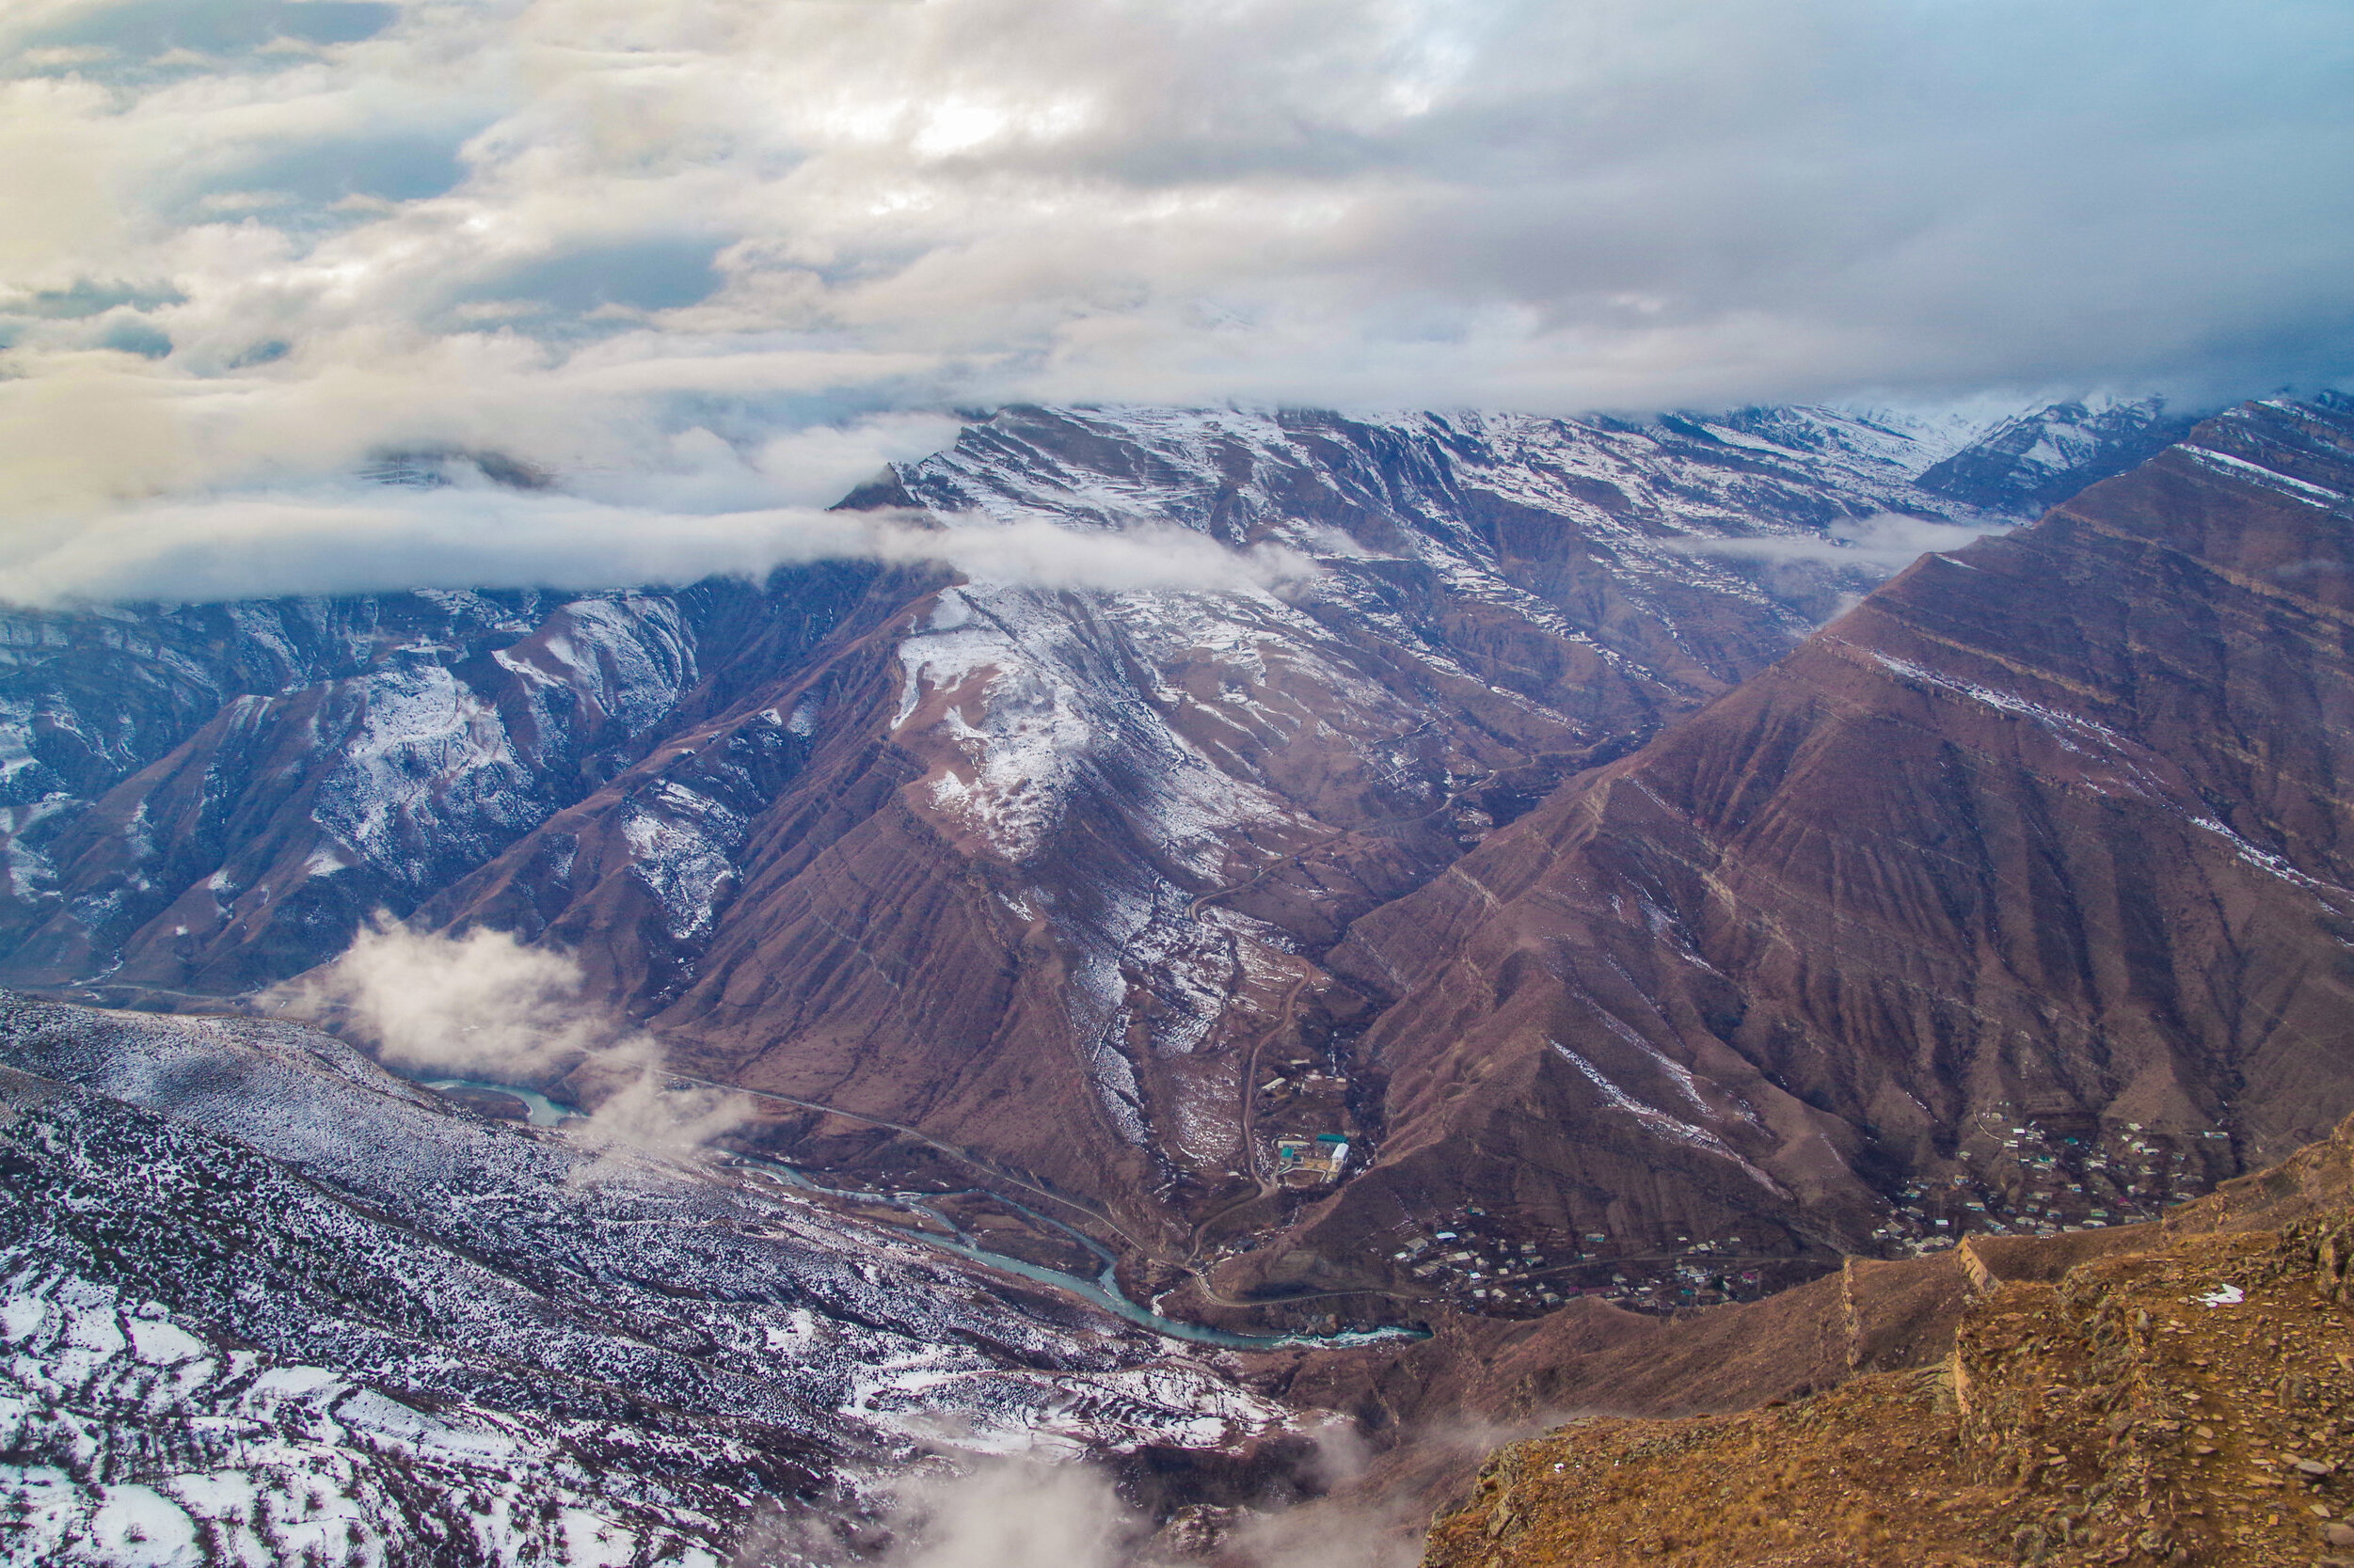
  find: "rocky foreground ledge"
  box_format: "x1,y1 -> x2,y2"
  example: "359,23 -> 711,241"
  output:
1418,1115 -> 2354,1568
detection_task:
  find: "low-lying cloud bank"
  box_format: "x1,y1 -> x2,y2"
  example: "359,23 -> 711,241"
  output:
2,0 -> 2347,604
846,1448 -> 1424,1568
879,1462 -> 1137,1568
0,484 -> 1321,605
1670,513 -> 2010,572
273,919 -> 748,1165
0,369 -> 1315,603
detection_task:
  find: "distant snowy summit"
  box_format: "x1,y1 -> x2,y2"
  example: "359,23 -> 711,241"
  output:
1911,395 -> 2194,512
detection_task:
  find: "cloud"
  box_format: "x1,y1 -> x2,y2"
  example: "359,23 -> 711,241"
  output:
0,0 -> 2348,597
1668,513 -> 2012,572
836,1439 -> 1431,1568
0,357 -> 199,531
0,349 -> 1319,602
271,918 -> 751,1165
879,1461 -> 1134,1568
0,480 -> 1322,605
1221,1498 -> 1424,1568
13,0 -> 398,59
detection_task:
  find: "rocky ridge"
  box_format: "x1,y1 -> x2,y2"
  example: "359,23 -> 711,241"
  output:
1915,397 -> 2197,515
1417,1109 -> 2354,1567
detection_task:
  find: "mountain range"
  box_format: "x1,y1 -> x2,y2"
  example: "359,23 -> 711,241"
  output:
12,385 -> 2354,1563
0,396 -> 2299,1297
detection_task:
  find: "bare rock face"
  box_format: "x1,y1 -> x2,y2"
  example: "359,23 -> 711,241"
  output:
1234,396 -> 2354,1313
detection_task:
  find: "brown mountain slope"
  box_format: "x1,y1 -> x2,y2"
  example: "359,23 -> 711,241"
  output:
0,404 -> 2034,1311
1341,1096 -> 2354,1434
1416,1113 -> 2354,1567
401,405 -> 1987,1255
0,569 -> 921,1001
1214,397 -> 2354,1316
1198,1113 -> 2354,1568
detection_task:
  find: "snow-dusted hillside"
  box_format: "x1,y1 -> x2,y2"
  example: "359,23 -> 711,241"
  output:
0,992 -> 1285,1567
0,404 -> 2021,1008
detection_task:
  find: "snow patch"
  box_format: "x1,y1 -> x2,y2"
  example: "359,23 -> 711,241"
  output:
2182,445 -> 2347,506
1549,1039 -> 1786,1194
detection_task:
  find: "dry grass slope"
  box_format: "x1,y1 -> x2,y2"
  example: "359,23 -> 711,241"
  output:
1420,1114 -> 2354,1567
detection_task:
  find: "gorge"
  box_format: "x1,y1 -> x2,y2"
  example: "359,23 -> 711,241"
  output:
10,392 -> 2354,1564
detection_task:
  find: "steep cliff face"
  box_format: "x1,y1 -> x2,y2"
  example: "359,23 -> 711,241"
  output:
1230,397 -> 2354,1315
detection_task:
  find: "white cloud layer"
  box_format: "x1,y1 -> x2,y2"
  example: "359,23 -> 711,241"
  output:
2,0 -> 2349,599
272,919 -> 752,1165
880,1461 -> 1133,1568
1671,513 -> 2011,571
0,482 -> 1320,605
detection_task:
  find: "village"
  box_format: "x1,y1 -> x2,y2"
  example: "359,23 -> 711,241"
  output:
1863,1106 -> 2229,1255
1240,1086 -> 2240,1320
1253,1053 -> 1360,1188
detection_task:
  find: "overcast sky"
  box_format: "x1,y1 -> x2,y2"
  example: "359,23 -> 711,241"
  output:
1,0 -> 2348,601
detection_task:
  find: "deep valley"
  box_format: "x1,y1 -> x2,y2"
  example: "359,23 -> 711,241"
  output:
8,392 -> 2354,1566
